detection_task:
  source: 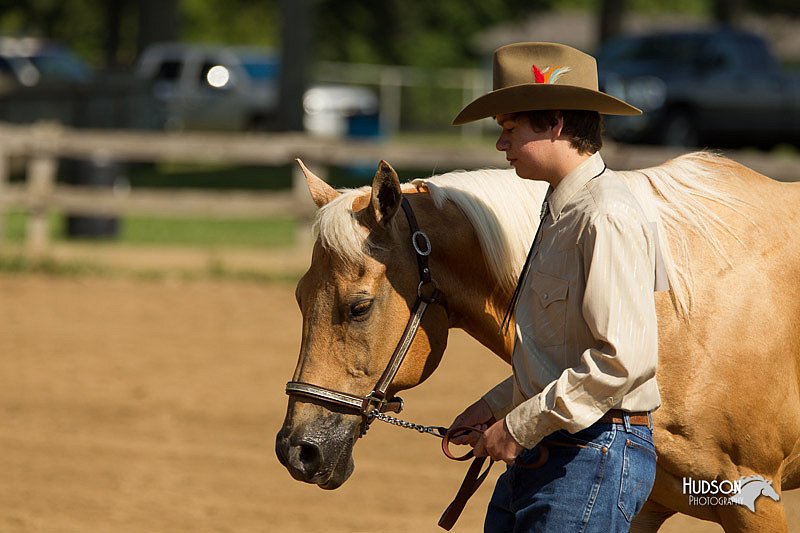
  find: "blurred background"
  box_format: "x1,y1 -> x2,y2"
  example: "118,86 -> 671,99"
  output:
1,2 -> 800,532
0,0 -> 798,262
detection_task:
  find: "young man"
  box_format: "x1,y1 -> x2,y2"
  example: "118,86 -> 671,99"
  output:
449,42 -> 663,531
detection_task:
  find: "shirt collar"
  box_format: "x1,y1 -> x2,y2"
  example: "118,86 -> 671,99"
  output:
547,152 -> 606,220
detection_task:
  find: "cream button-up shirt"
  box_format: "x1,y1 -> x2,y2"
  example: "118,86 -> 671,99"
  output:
483,152 -> 663,449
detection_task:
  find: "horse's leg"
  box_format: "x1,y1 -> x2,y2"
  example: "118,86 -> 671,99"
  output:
781,438 -> 800,490
715,497 -> 787,533
630,500 -> 676,532
782,456 -> 800,491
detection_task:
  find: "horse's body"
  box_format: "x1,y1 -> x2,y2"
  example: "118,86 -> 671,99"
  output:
277,154 -> 800,531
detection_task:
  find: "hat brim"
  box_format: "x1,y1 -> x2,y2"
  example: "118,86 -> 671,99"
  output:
452,83 -> 642,125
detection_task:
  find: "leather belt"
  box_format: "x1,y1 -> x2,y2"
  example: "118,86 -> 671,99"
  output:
597,409 -> 651,428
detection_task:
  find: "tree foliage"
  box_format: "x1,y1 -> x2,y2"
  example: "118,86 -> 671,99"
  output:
314,0 -> 552,67
0,0 -> 795,68
181,0 -> 277,47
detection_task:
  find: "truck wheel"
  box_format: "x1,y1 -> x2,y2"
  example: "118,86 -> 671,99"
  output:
661,111 -> 699,148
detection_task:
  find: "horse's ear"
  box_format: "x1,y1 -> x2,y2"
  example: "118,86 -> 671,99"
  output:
370,160 -> 402,227
296,159 -> 339,208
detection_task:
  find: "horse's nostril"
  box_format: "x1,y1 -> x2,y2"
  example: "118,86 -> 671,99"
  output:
298,441 -> 321,471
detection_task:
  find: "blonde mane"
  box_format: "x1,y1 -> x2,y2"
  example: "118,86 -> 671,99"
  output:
314,152 -> 744,318
313,169 -> 546,291
617,152 -> 746,317
412,169 -> 547,294
313,185 -> 373,267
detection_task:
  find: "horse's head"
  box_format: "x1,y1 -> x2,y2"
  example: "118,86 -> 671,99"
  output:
275,160 -> 451,489
761,479 -> 781,502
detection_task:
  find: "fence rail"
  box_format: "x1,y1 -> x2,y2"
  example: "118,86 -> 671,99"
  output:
0,121 -> 797,258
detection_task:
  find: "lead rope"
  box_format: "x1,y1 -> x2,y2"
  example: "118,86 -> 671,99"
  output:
369,412 -> 553,530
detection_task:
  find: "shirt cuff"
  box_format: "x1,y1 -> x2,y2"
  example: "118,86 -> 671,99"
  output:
504,395 -> 557,449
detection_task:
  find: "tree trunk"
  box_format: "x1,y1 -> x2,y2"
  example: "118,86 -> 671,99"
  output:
104,0 -> 125,69
599,0 -> 626,47
137,0 -> 181,58
277,0 -> 312,132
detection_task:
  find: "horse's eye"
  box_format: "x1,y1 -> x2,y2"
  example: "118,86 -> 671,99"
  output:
350,300 -> 373,319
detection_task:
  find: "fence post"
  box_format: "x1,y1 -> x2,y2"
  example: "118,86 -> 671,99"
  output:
25,125 -> 60,258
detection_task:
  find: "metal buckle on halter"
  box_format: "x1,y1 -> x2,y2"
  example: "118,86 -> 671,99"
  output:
362,391 -> 386,418
417,279 -> 440,303
411,230 -> 432,256
362,392 -> 404,418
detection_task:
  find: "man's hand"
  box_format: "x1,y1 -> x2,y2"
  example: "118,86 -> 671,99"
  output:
448,398 -> 495,446
473,418 -> 524,465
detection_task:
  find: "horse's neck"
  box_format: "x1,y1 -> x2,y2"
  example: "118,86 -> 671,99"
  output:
419,195 -> 514,362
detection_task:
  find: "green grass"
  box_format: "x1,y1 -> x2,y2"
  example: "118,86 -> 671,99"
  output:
126,162 -> 294,191
120,216 -> 295,247
4,211 -> 297,248
0,208 -> 303,284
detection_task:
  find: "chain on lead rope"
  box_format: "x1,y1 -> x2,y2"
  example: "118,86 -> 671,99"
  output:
369,409 -> 448,438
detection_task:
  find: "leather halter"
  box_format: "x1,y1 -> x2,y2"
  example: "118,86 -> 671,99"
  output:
286,196 -> 445,435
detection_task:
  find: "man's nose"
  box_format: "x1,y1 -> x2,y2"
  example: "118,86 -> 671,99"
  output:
496,134 -> 509,152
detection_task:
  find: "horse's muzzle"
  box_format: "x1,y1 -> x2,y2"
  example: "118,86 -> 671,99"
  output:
275,416 -> 357,489
275,429 -> 324,482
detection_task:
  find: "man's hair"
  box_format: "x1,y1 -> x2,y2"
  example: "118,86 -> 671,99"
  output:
518,110 -> 603,155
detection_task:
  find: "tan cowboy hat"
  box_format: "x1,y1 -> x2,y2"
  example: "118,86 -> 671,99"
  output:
452,42 -> 641,125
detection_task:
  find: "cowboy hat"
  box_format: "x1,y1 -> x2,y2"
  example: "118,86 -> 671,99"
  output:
452,42 -> 641,125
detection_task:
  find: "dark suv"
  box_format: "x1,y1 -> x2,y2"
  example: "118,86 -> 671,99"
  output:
597,29 -> 800,148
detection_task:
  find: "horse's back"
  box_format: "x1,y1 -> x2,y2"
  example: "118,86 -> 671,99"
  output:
632,153 -> 800,503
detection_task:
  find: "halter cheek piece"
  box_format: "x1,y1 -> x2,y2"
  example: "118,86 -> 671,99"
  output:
285,197 -> 445,436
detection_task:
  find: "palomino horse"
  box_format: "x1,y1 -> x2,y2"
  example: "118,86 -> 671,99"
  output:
276,153 -> 800,531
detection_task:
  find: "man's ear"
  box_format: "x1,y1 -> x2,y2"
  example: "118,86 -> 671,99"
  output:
551,112 -> 565,140
369,160 -> 402,227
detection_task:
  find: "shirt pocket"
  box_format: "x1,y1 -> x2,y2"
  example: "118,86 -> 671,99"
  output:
528,270 -> 569,347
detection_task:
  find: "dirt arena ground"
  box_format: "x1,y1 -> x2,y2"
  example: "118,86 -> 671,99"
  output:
0,273 -> 796,532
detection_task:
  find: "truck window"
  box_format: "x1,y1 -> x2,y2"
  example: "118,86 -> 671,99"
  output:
697,38 -> 737,71
734,34 -> 779,72
154,60 -> 182,83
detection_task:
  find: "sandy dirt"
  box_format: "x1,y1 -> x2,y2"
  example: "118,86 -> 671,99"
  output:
0,273 -> 796,532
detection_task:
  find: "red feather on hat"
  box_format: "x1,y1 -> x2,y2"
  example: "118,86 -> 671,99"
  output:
531,64 -> 544,84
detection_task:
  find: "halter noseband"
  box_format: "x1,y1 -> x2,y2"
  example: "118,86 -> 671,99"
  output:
286,197 -> 445,436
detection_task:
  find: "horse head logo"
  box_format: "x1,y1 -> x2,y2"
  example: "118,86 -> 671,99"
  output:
729,475 -> 781,513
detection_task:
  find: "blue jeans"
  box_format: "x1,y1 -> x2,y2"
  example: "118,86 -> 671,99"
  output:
485,414 -> 656,533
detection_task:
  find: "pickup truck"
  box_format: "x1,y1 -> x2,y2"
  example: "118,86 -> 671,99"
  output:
136,43 -> 380,136
597,29 -> 800,148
